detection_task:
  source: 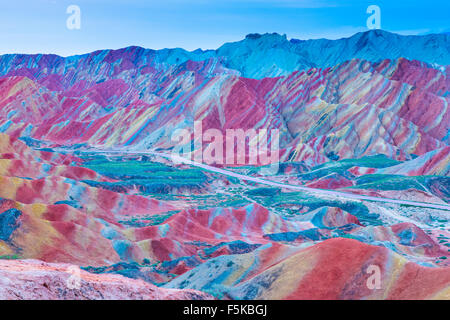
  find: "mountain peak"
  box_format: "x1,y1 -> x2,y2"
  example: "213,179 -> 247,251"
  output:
244,32 -> 288,42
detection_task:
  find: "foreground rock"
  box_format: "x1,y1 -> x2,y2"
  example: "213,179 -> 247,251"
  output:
0,259 -> 212,300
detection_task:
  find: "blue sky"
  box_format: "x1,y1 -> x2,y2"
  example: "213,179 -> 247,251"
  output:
1,0 -> 449,56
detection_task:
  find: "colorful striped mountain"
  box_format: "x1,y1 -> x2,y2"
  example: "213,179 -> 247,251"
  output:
0,30 -> 449,300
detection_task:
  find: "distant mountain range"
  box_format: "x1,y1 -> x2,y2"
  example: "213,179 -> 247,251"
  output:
1,30 -> 449,79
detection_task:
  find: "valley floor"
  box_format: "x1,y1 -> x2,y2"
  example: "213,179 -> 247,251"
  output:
0,133 -> 449,299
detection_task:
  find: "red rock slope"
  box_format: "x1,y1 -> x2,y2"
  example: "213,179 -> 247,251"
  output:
0,259 -> 212,300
